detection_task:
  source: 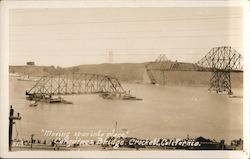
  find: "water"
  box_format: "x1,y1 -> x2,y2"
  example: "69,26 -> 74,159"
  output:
9,77 -> 243,143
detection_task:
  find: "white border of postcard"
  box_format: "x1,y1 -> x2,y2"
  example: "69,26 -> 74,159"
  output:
0,0 -> 249,158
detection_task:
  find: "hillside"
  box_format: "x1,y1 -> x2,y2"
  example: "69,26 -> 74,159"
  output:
9,62 -> 243,87
70,63 -> 147,82
9,65 -> 51,76
9,63 -> 148,83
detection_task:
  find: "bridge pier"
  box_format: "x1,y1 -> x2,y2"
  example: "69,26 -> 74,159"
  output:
146,47 -> 242,95
209,70 -> 232,95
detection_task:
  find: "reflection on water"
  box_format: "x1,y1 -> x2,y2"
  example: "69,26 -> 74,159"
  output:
9,78 -> 243,142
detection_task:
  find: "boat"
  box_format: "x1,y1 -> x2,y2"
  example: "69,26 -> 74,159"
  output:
29,101 -> 38,107
99,92 -> 143,101
99,93 -> 116,99
48,97 -> 73,104
122,94 -> 143,101
49,97 -> 62,103
62,99 -> 73,104
229,95 -> 243,98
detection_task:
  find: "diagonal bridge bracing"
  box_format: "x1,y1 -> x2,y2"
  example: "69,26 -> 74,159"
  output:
146,46 -> 243,94
196,46 -> 242,94
26,73 -> 125,96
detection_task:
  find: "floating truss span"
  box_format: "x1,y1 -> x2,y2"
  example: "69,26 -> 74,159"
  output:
26,73 -> 125,96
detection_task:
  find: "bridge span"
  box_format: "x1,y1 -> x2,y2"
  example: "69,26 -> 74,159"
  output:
146,46 -> 243,94
26,73 -> 125,97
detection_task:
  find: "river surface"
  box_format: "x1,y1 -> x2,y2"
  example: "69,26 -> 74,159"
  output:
9,77 -> 243,143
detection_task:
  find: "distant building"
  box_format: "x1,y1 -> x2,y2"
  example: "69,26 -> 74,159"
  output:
26,61 -> 35,66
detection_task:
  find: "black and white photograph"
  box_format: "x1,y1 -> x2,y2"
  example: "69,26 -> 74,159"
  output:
0,0 -> 249,158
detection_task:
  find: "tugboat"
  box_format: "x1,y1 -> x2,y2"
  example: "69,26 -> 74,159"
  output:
121,94 -> 142,101
99,92 -> 142,101
48,97 -> 62,103
29,101 -> 38,107
48,97 -> 73,104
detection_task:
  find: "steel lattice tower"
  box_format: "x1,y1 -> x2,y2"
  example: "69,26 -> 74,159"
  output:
145,54 -> 170,85
196,46 -> 243,94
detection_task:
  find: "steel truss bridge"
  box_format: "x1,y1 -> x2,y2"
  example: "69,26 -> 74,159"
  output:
146,46 -> 243,94
26,73 -> 125,96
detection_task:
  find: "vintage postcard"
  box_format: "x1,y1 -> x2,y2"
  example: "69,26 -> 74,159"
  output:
0,0 -> 249,158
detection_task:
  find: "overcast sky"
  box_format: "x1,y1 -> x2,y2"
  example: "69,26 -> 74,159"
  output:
9,7 -> 243,67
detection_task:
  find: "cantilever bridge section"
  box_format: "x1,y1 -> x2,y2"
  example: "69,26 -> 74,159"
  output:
196,46 -> 243,94
26,73 -> 125,96
146,46 -> 243,94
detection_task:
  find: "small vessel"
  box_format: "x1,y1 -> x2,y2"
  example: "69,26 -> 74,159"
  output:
29,101 -> 38,107
99,92 -> 143,101
122,94 -> 143,101
229,95 -> 243,98
61,99 -> 73,104
49,97 -> 62,103
99,93 -> 116,99
48,97 -> 73,104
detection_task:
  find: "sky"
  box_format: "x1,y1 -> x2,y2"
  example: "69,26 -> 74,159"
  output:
9,7 -> 243,67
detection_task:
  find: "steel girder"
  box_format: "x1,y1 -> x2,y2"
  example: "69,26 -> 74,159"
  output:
196,46 -> 243,94
26,73 -> 125,96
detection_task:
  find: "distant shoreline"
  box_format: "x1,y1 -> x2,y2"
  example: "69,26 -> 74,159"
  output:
9,63 -> 243,88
